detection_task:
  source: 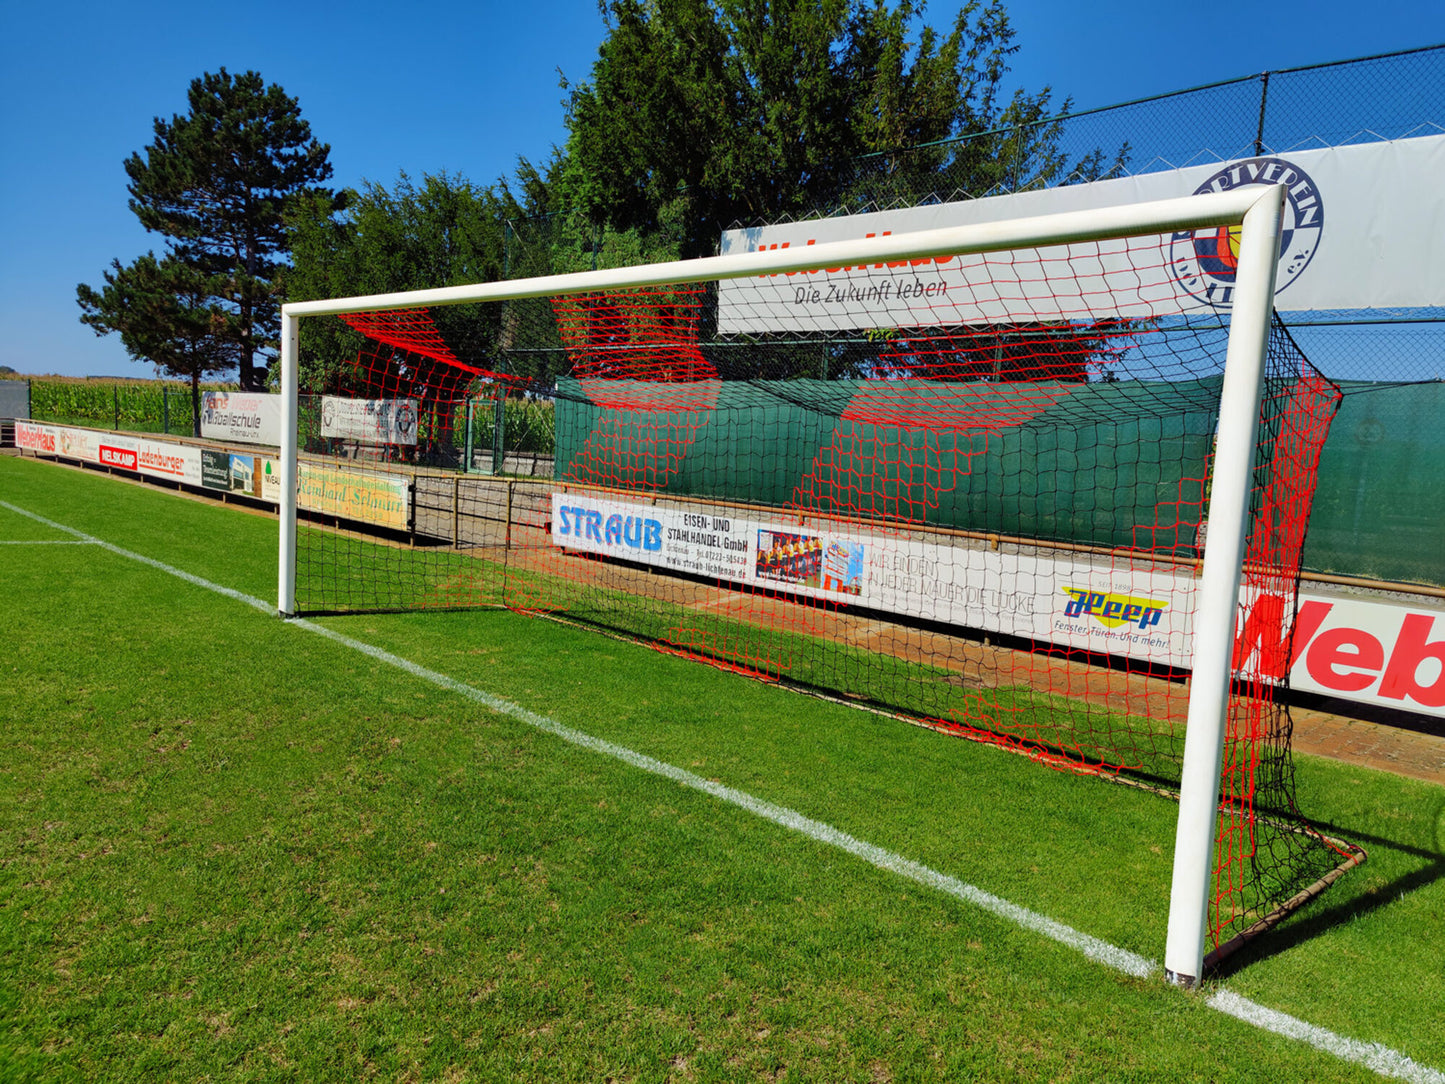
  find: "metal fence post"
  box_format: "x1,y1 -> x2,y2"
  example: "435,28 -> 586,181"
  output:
463,397 -> 473,474
1254,71 -> 1272,155
492,396 -> 505,476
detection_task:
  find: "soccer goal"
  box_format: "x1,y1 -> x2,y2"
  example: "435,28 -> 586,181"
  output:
276,185 -> 1363,986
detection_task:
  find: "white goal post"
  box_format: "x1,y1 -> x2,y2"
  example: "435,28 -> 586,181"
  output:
278,185 -> 1290,986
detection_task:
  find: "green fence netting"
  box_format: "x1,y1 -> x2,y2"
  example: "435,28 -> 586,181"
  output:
1305,380 -> 1445,585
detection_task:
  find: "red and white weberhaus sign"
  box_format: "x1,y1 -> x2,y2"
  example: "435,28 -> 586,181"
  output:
1237,590 -> 1444,716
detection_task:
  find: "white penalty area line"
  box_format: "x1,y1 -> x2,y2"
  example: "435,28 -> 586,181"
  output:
4,498 -> 1440,1084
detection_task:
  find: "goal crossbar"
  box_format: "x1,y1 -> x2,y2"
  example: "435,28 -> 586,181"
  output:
281,189 -> 1272,318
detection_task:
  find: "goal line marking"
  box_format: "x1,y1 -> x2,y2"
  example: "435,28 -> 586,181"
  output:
2,496 -> 1439,1084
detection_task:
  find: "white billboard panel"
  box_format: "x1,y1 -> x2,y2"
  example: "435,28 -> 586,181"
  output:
14,420 -> 58,455
717,135 -> 1445,333
200,392 -> 282,446
550,490 -> 1444,718
551,490 -> 1198,669
17,422 -> 203,486
136,438 -> 203,486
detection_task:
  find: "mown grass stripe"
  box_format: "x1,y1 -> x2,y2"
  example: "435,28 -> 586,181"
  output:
3,494 -> 1439,1083
296,614 -> 1156,980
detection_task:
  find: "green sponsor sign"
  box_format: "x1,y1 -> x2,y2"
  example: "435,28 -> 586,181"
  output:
200,449 -> 231,491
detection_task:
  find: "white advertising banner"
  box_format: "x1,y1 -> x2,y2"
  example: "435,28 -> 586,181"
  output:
717,134 -> 1445,333
320,397 -> 419,446
17,421 -> 202,487
14,420 -> 57,455
551,490 -> 1197,669
551,490 -> 1444,718
1244,591 -> 1445,717
135,437 -> 203,487
200,392 -> 282,446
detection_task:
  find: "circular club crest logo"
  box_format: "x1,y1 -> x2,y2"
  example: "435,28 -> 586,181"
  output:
395,400 -> 417,441
1170,157 -> 1324,309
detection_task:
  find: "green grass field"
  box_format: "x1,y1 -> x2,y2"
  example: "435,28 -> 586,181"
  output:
1,452 -> 1441,1082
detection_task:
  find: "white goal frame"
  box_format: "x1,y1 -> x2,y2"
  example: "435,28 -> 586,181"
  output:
277,185 -> 1289,986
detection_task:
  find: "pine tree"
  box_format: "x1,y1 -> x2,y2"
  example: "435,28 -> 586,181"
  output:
76,254 -> 238,434
81,69 -> 342,390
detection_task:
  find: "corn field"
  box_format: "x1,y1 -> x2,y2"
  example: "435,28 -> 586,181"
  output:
25,378 -> 235,436
22,378 -> 558,463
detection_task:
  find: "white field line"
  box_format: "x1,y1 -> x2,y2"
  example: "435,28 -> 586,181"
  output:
1208,990 -> 1442,1082
2,496 -> 1440,1084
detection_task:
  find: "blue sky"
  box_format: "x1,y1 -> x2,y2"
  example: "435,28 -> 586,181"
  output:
1,1 -> 1441,380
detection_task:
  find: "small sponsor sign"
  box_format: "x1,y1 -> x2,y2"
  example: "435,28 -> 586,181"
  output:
229,454 -> 256,495
320,397 -> 419,446
260,458 -> 282,505
201,449 -> 232,490
98,443 -> 138,470
136,440 -> 201,485
15,421 -> 57,454
297,464 -> 411,529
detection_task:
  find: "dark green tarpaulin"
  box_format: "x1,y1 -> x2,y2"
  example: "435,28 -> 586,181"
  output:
1305,381 -> 1445,586
556,376 -> 1223,558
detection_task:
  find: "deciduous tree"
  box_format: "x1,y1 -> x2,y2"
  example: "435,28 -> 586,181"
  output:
553,0 -> 1090,257
286,172 -> 509,389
